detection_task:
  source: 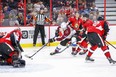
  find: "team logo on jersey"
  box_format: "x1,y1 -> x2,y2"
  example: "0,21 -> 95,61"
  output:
75,23 -> 79,28
73,23 -> 79,30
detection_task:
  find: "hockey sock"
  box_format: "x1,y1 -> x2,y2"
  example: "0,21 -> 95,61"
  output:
83,49 -> 88,53
52,44 -> 66,53
101,46 -> 111,58
76,47 -> 81,53
104,50 -> 111,59
87,45 -> 97,57
87,51 -> 93,57
72,47 -> 76,52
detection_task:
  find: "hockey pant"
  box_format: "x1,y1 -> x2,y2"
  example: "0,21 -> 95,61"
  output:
87,32 -> 112,59
54,39 -> 71,53
71,35 -> 88,53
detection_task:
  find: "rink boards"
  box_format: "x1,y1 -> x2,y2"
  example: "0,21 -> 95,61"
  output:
0,26 -> 116,47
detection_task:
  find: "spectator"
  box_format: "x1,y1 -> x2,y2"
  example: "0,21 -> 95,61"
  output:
9,7 -> 18,18
1,0 -> 98,27
33,1 -> 41,12
86,0 -> 95,8
18,0 -> 24,12
26,11 -> 33,26
90,4 -> 99,17
2,13 -> 19,26
78,0 -> 86,14
0,10 -> 4,26
52,8 -> 58,22
3,6 -> 10,19
2,0 -> 10,7
8,0 -> 18,9
39,1 -> 45,9
17,12 -> 24,25
2,19 -> 10,26
56,13 -> 65,25
26,0 -> 34,13
9,13 -> 19,26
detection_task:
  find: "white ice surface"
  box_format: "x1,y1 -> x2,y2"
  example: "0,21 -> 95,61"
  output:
0,46 -> 116,77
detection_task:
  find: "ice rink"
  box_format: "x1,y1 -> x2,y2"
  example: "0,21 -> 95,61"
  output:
0,45 -> 116,77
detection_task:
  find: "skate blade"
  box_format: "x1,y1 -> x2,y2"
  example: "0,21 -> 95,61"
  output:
110,63 -> 116,66
85,60 -> 94,63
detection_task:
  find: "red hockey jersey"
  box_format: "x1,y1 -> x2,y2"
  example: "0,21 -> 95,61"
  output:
68,16 -> 83,31
0,29 -> 22,45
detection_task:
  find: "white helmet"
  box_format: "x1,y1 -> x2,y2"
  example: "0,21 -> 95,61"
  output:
60,22 -> 67,30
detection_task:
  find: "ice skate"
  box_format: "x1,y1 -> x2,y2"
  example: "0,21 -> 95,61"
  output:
50,50 -> 60,55
79,52 -> 86,55
79,50 -> 88,55
50,52 -> 57,55
71,51 -> 78,56
108,58 -> 116,64
85,56 -> 95,62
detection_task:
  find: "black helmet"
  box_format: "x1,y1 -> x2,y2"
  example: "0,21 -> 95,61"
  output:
83,14 -> 89,18
97,16 -> 104,20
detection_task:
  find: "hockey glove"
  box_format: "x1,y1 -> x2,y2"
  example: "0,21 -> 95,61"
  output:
76,36 -> 82,42
55,30 -> 59,37
49,38 -> 55,43
81,32 -> 87,38
102,35 -> 107,40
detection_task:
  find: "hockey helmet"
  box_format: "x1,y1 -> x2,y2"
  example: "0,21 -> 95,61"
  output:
60,22 -> 67,30
83,14 -> 89,18
97,16 -> 104,21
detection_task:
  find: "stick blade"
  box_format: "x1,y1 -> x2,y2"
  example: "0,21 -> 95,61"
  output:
25,55 -> 33,60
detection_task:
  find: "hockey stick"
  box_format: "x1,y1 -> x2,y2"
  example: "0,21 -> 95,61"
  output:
50,40 -> 77,55
106,40 -> 116,49
50,36 -> 87,55
25,42 -> 49,59
50,42 -> 72,55
60,43 -> 72,53
60,38 -> 85,53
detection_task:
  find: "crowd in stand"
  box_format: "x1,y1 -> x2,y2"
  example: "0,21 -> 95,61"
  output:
0,0 -> 99,26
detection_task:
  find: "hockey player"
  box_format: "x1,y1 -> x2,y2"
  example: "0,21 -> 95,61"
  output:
49,22 -> 77,55
82,14 -> 116,64
0,28 -> 25,67
68,12 -> 88,56
74,37 -> 89,55
71,29 -> 88,55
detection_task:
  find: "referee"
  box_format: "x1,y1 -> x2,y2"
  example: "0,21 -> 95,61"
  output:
33,8 -> 46,46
